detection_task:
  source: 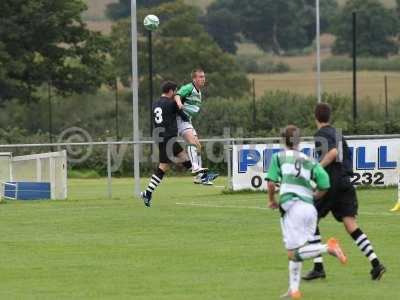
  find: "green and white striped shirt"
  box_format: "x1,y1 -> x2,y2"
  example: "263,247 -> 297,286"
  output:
266,150 -> 330,204
177,82 -> 202,121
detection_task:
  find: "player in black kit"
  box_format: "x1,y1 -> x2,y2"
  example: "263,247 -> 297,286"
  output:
140,81 -> 194,207
303,103 -> 386,281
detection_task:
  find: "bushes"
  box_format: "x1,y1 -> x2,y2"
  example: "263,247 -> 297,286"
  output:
321,56 -> 400,72
1,88 -> 399,177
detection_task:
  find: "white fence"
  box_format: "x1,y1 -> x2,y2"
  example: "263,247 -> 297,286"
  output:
0,134 -> 399,199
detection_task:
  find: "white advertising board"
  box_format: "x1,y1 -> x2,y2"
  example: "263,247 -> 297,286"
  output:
232,139 -> 399,191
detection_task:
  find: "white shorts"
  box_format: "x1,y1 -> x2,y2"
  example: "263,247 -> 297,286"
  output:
177,116 -> 197,137
280,200 -> 317,250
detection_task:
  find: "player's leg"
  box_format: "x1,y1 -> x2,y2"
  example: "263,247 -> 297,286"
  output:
280,201 -> 305,298
141,163 -> 169,207
182,129 -> 220,185
286,201 -> 346,264
281,201 -> 346,298
390,201 -> 400,211
177,116 -> 205,174
140,139 -> 172,207
334,187 -> 386,280
177,117 -> 219,184
342,216 -> 386,280
390,175 -> 400,211
302,195 -> 333,281
182,129 -> 205,173
175,144 -> 193,171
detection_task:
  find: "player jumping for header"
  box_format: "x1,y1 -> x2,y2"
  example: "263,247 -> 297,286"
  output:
141,81 -> 195,207
175,69 -> 218,185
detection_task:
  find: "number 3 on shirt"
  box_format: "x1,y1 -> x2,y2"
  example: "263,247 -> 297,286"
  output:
154,107 -> 163,124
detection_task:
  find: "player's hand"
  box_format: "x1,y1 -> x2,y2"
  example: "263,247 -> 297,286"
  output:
177,102 -> 183,110
268,200 -> 279,210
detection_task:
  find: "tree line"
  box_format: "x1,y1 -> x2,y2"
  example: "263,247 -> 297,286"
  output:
108,0 -> 400,57
0,0 -> 399,146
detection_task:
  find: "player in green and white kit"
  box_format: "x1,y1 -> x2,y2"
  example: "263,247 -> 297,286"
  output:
266,125 -> 347,299
175,69 -> 218,185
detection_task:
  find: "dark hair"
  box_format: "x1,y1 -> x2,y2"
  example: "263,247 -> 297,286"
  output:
162,81 -> 178,93
315,103 -> 331,123
191,69 -> 204,78
281,125 -> 301,148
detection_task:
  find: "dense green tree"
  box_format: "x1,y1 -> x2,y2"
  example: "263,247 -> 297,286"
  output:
110,0 -> 249,99
201,0 -> 241,53
332,0 -> 399,57
106,0 -> 174,21
202,0 -> 338,54
302,0 -> 339,42
0,0 -> 110,104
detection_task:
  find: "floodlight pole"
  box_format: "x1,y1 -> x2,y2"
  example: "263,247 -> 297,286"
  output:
352,11 -> 357,125
131,0 -> 141,197
316,0 -> 322,103
148,30 -> 154,135
48,80 -> 54,151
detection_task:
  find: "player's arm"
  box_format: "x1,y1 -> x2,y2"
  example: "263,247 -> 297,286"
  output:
316,131 -> 338,167
174,94 -> 184,110
266,154 -> 281,209
267,181 -> 278,209
320,148 -> 338,168
173,101 -> 190,122
175,84 -> 192,110
312,163 -> 331,200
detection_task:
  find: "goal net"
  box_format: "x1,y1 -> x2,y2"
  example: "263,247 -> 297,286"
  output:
9,150 -> 67,199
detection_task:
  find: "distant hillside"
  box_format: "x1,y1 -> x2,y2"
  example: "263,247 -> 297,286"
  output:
83,0 -> 117,21
337,0 -> 396,7
83,0 -> 397,33
83,0 -> 396,21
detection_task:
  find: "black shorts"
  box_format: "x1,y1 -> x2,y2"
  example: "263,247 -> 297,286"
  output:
315,175 -> 358,222
158,136 -> 184,164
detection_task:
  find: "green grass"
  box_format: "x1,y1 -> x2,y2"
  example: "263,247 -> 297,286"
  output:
0,177 -> 398,299
338,0 -> 397,7
184,0 -> 214,10
249,71 -> 400,100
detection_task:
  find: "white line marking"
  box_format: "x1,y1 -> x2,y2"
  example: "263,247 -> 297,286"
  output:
175,202 -> 398,216
176,202 -> 269,210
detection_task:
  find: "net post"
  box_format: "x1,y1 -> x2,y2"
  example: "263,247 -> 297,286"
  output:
227,139 -> 233,190
107,143 -> 112,200
49,157 -> 55,199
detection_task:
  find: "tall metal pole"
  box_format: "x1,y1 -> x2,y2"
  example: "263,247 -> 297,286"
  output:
115,78 -> 120,141
131,0 -> 141,197
352,11 -> 357,124
148,30 -> 154,136
252,79 -> 256,126
48,80 -> 54,151
107,143 -> 112,200
384,74 -> 389,133
384,75 -> 388,120
316,0 -> 322,102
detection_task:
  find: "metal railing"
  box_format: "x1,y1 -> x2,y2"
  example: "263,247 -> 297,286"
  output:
0,134 -> 399,199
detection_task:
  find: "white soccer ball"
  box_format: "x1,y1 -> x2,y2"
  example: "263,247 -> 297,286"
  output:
143,14 -> 160,31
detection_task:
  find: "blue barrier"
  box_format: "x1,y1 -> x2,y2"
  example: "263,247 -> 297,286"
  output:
3,182 -> 51,200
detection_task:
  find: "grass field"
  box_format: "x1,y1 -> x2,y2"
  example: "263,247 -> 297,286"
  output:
0,177 -> 398,299
249,71 -> 400,100
83,0 -> 116,21
338,0 -> 397,7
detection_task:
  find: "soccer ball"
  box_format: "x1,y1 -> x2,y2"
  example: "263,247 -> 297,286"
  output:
143,14 -> 159,31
